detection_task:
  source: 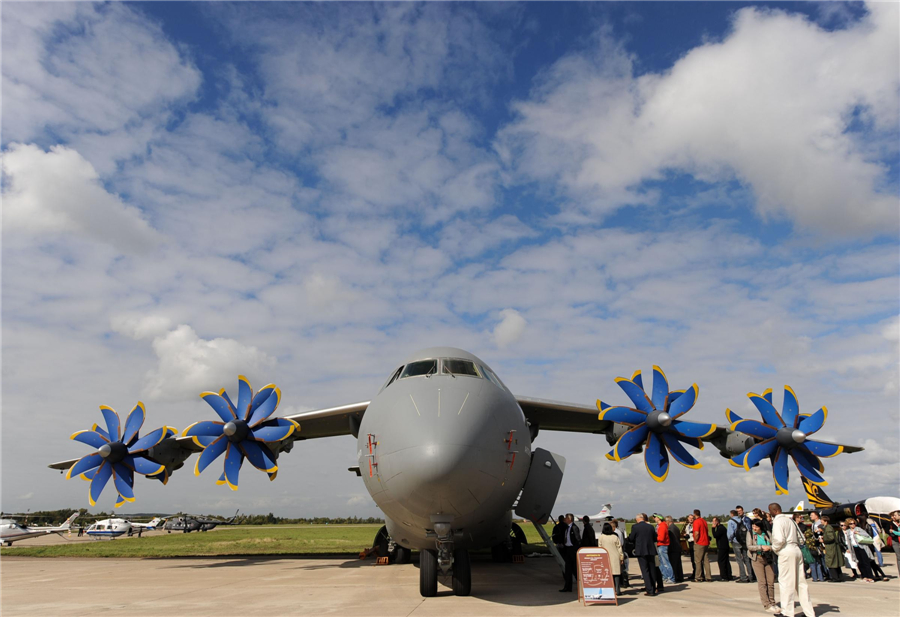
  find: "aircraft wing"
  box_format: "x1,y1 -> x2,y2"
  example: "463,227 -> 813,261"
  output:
283,401 -> 369,439
515,396 -> 613,434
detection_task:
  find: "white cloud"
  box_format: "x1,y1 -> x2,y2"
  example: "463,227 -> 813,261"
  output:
2,143 -> 160,254
492,309 -> 527,348
112,319 -> 276,402
498,3 -> 900,236
3,3 -> 201,172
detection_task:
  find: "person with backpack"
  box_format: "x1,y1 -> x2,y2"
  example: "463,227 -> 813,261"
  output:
728,507 -> 754,583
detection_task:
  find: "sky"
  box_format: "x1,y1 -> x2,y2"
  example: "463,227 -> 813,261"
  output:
2,1 -> 898,521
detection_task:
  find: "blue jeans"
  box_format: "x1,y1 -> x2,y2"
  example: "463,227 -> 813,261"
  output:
873,547 -> 884,567
809,558 -> 825,581
658,545 -> 674,582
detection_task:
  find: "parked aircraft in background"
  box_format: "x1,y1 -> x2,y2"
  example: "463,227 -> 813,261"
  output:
164,510 -> 239,533
0,512 -> 79,546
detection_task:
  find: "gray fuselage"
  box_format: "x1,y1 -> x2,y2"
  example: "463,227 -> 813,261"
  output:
357,347 -> 531,551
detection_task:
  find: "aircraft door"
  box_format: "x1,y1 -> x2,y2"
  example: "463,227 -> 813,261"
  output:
514,448 -> 566,524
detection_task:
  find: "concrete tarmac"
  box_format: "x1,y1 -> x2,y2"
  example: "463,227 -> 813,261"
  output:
2,553 -> 898,617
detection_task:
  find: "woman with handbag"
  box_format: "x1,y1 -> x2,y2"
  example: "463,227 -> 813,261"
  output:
846,518 -> 877,582
850,518 -> 885,581
747,521 -> 779,613
821,516 -> 845,582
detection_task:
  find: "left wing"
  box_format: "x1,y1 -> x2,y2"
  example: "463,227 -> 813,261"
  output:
516,395 -> 614,439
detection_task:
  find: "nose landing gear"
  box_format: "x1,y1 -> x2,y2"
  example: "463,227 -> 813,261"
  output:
419,546 -> 471,597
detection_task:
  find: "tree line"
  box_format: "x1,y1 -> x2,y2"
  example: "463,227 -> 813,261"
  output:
2,508 -> 383,526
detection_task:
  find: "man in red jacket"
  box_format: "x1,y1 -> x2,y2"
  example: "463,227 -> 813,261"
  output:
692,508 -> 712,582
654,514 -> 675,583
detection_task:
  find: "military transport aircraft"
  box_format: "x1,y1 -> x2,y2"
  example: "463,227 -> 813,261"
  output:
50,347 -> 863,597
1,512 -> 79,546
163,510 -> 239,533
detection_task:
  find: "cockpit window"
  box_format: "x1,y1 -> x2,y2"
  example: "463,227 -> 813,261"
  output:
442,359 -> 480,377
380,366 -> 404,392
399,359 -> 437,379
480,364 -> 508,391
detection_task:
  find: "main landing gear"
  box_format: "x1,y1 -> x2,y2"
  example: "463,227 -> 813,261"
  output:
373,526 -> 411,564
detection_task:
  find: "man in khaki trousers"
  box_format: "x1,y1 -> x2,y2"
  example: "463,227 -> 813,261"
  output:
770,503 -> 815,617
691,509 -> 712,582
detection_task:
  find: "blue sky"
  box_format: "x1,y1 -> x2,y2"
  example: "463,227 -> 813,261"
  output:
2,2 -> 898,518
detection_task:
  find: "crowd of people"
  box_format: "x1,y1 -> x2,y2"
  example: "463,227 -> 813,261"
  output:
550,507 -> 900,615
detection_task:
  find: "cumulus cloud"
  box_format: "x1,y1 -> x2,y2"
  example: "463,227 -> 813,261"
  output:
492,309 -> 527,348
2,143 -> 160,253
498,3 -> 900,235
112,318 -> 276,402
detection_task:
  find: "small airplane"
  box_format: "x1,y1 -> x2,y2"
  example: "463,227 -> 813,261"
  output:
1,512 -> 79,546
164,510 -> 238,533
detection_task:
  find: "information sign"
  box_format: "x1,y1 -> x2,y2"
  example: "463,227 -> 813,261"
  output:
577,547 -> 617,605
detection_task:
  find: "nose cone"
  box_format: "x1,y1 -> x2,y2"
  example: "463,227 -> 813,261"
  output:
362,376 -> 520,520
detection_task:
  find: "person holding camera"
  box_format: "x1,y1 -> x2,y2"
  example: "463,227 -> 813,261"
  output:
748,520 -> 779,613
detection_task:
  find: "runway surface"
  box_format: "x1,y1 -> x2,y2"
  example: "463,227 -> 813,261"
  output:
2,552 -> 898,616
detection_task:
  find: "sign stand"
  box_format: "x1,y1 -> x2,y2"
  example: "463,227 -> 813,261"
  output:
577,547 -> 618,606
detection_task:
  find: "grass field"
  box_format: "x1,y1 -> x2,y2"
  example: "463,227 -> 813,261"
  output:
2,521 -> 691,559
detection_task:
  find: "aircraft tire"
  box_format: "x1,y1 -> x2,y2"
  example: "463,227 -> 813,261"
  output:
510,523 -> 526,556
394,545 -> 411,564
419,549 -> 438,597
451,548 -> 471,596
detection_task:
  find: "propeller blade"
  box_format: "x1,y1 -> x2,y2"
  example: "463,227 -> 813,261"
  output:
125,454 -> 166,476
803,440 -> 844,458
112,464 -> 136,502
89,462 -> 113,506
216,472 -> 227,486
223,443 -> 243,490
773,447 -> 790,495
71,429 -> 109,449
643,433 -> 669,482
182,421 -> 226,438
121,402 -> 146,445
631,370 -> 643,391
790,452 -> 827,485
668,384 -> 698,419
200,392 -> 237,422
661,432 -> 702,468
190,435 -> 219,448
99,406 -> 121,442
66,453 -> 103,480
597,405 -> 646,425
762,388 -> 773,405
237,375 -> 253,420
725,408 -> 743,425
127,427 -> 168,454
219,389 -> 236,415
729,419 -> 777,440
248,386 -> 280,427
651,366 -> 669,411
782,386 -> 800,429
614,378 -> 655,413
250,420 -> 298,443
195,435 -> 229,476
672,433 -> 703,450
799,406 -> 827,435
671,419 -> 716,439
793,445 -> 825,473
115,494 -> 126,509
239,440 -> 277,473
743,438 -> 779,471
612,424 -> 650,461
748,393 -> 785,428
79,468 -> 98,481
91,423 -> 111,441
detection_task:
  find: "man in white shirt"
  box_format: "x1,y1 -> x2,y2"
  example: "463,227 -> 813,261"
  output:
769,503 -> 815,617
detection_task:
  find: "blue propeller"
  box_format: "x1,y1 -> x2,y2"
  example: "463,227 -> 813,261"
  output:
727,387 -> 848,495
598,366 -> 716,482
183,376 -> 299,490
66,403 -> 175,508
